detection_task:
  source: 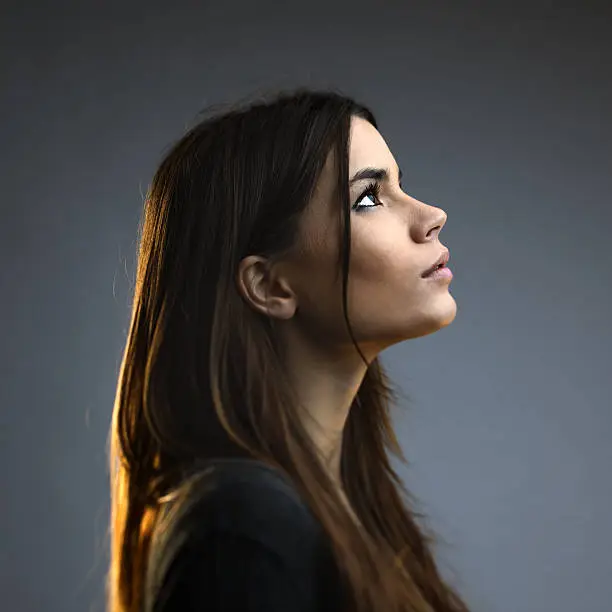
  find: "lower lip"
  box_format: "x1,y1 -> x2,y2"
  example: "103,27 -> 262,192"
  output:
423,266 -> 453,280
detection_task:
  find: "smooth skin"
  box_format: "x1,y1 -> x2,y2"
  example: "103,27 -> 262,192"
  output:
237,116 -> 456,488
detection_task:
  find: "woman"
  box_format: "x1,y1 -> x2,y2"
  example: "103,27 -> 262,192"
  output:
108,88 -> 469,612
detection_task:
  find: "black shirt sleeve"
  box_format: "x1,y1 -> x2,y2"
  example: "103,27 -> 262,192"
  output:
146,460 -> 343,612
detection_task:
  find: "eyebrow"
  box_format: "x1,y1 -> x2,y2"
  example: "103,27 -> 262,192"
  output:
349,165 -> 403,186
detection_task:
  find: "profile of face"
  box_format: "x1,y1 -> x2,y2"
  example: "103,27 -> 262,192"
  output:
239,116 -> 457,364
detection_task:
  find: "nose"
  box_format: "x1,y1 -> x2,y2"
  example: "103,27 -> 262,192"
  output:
410,202 -> 447,242
426,206 -> 447,239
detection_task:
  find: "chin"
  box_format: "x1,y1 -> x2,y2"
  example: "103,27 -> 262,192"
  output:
428,292 -> 457,332
398,293 -> 458,342
435,292 -> 458,328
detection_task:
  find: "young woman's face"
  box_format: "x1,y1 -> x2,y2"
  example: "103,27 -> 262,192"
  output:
277,116 -> 457,358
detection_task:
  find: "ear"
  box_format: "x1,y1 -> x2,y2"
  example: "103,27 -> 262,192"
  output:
236,255 -> 297,320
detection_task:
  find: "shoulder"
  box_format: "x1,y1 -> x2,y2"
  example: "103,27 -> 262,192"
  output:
146,459 -> 341,612
165,458 -> 321,548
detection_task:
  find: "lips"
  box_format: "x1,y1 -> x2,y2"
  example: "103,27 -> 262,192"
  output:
421,249 -> 450,277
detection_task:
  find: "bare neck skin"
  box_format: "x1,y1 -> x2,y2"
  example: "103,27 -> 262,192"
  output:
271,321 -> 370,536
279,324 -> 371,487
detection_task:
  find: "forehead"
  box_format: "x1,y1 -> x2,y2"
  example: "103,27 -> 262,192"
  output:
306,117 -> 396,218
348,116 -> 396,173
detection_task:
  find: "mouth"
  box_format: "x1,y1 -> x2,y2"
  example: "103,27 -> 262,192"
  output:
421,249 -> 450,278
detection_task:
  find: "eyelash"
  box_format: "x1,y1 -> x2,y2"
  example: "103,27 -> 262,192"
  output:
352,181 -> 383,213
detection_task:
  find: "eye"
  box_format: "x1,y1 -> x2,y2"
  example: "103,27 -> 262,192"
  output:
352,181 -> 383,213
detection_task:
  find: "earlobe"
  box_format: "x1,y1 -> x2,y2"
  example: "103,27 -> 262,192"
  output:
237,255 -> 297,320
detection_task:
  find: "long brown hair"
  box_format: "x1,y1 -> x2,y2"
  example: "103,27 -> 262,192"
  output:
108,88 -> 470,612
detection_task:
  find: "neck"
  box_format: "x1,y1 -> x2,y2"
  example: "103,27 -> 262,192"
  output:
278,327 -> 371,485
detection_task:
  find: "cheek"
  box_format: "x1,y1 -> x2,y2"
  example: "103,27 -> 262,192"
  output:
291,215 -> 434,339
349,222 -> 417,286
287,225 -> 344,327
344,224 -> 433,335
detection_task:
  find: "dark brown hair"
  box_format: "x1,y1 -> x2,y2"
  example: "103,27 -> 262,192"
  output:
108,88 -> 470,612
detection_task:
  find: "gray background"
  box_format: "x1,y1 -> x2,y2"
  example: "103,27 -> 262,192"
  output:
2,1 -> 611,611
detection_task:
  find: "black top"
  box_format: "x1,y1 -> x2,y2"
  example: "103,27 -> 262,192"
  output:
145,459 -> 345,611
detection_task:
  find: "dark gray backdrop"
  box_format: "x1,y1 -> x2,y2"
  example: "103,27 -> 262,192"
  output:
2,2 -> 611,611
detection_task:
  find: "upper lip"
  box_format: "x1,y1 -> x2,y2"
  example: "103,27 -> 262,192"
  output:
421,249 -> 450,277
